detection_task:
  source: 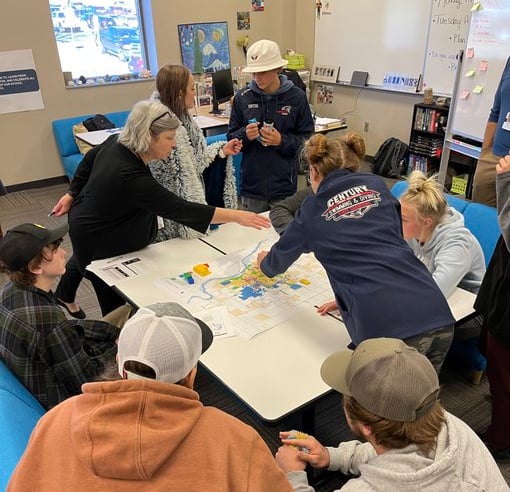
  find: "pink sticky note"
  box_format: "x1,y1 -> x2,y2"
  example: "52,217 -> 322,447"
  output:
480,60 -> 488,71
467,48 -> 475,59
461,90 -> 470,100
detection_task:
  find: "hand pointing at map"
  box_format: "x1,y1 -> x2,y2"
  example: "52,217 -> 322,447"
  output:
257,250 -> 268,268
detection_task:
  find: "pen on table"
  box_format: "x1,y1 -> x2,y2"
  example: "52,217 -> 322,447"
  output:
313,305 -> 342,321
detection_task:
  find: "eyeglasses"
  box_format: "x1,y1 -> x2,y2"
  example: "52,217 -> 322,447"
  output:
150,111 -> 171,127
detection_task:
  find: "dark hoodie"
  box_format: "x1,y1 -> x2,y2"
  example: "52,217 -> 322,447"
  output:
227,75 -> 314,201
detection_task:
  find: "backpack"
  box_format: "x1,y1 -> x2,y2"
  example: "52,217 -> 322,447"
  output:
371,137 -> 409,178
82,114 -> 115,132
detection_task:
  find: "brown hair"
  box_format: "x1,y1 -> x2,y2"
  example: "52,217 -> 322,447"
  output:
344,394 -> 445,456
400,171 -> 447,227
156,64 -> 191,120
304,133 -> 365,178
123,360 -> 157,379
0,242 -> 61,287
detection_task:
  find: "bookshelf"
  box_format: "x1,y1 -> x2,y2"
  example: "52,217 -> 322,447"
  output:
407,103 -> 449,175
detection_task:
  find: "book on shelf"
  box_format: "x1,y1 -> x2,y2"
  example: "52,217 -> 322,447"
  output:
314,117 -> 345,130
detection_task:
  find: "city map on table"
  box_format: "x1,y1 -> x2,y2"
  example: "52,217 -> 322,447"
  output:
154,239 -> 334,339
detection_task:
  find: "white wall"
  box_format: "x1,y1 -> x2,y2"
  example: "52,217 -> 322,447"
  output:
0,0 -> 419,185
311,85 -> 422,156
0,0 -> 299,186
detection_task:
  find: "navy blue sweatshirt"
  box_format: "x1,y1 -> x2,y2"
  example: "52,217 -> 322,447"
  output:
261,169 -> 454,345
227,76 -> 314,201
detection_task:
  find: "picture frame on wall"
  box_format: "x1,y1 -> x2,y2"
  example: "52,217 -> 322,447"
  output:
312,64 -> 339,83
178,22 -> 231,74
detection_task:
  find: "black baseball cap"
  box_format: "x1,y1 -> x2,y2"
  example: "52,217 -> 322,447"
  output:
0,223 -> 69,271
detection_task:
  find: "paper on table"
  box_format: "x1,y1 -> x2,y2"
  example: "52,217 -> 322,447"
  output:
192,306 -> 236,338
87,256 -> 157,286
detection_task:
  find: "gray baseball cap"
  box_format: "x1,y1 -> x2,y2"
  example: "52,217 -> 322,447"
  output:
320,338 -> 440,422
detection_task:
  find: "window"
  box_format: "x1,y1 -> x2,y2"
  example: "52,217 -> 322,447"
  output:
49,0 -> 155,85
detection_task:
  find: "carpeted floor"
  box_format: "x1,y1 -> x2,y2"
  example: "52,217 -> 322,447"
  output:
1,181 -> 508,490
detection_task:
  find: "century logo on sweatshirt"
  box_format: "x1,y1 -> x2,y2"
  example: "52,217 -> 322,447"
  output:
322,185 -> 381,221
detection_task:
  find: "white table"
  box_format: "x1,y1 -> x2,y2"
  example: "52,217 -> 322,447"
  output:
89,230 -> 343,428
74,128 -> 121,146
93,222 -> 477,430
75,113 -> 229,148
202,222 -> 478,323
200,220 -> 279,254
87,237 -> 224,288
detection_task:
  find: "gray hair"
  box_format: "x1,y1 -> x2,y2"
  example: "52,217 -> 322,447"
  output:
118,99 -> 179,154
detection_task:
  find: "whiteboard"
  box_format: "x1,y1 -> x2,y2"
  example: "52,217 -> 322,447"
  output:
450,0 -> 510,142
424,0 -> 472,95
313,0 -> 473,95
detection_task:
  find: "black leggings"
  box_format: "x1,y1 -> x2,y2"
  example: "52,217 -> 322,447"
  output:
56,254 -> 124,316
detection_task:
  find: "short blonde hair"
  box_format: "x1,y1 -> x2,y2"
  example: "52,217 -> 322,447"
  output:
400,171 -> 447,226
303,133 -> 365,178
118,99 -> 179,154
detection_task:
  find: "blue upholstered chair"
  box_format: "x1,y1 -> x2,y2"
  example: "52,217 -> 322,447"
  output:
0,359 -> 45,489
52,111 -> 130,179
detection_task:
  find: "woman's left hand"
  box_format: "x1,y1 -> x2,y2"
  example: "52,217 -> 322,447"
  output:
235,210 -> 271,230
222,138 -> 243,156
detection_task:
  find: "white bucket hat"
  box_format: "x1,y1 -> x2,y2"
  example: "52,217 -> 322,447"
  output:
242,40 -> 288,73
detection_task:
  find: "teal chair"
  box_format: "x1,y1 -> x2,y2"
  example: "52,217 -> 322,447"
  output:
52,111 -> 130,179
0,359 -> 45,489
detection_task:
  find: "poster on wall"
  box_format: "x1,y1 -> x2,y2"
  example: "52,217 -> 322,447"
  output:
252,0 -> 264,12
237,11 -> 251,30
178,22 -> 231,74
0,49 -> 44,115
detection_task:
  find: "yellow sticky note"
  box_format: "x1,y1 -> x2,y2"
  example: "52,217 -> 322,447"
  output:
465,69 -> 476,77
461,90 -> 470,100
467,48 -> 475,59
471,1 -> 483,11
473,84 -> 484,94
479,60 -> 488,71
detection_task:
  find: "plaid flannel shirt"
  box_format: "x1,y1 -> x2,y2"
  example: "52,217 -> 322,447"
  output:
0,281 -> 120,409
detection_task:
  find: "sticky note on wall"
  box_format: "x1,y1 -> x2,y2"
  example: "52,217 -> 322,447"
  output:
461,90 -> 470,100
467,48 -> 475,59
479,60 -> 488,71
473,84 -> 484,94
465,69 -> 476,77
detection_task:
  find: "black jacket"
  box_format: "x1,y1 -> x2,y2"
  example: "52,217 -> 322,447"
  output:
68,136 -> 214,269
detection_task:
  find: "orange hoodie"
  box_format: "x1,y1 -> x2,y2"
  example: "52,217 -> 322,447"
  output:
8,379 -> 293,491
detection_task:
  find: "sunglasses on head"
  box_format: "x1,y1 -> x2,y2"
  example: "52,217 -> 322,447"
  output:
150,111 -> 171,127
